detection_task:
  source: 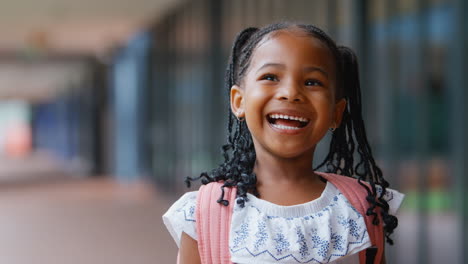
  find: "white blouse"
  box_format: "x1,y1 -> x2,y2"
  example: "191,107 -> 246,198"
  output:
163,181 -> 404,264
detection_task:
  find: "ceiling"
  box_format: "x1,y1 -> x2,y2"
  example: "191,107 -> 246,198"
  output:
0,0 -> 183,55
0,60 -> 89,102
0,0 -> 183,100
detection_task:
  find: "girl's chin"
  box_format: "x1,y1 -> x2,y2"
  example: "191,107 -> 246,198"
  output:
264,145 -> 314,159
251,134 -> 316,159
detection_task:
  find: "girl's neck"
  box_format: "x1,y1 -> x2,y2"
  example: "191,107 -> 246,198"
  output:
253,150 -> 316,183
252,148 -> 326,205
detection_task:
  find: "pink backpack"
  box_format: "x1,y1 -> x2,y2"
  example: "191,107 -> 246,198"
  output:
194,172 -> 384,264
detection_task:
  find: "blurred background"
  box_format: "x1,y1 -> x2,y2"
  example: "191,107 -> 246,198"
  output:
0,0 -> 466,263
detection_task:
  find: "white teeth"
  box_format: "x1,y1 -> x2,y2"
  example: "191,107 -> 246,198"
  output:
268,114 -> 309,122
272,124 -> 300,130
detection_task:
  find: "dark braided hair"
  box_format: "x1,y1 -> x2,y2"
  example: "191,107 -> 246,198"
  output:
186,21 -> 398,244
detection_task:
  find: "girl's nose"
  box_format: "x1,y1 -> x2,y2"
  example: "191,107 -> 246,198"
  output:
276,82 -> 304,103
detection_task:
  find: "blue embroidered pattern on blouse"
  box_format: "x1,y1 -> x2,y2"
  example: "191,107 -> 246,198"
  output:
229,192 -> 371,263
175,197 -> 196,222
338,216 -> 361,239
254,220 -> 269,251
233,219 -> 250,248
273,230 -> 291,255
310,228 -> 330,258
296,226 -> 309,258
330,232 -> 345,252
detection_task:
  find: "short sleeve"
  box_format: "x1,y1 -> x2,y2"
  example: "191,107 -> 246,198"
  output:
377,187 -> 405,215
162,191 -> 198,247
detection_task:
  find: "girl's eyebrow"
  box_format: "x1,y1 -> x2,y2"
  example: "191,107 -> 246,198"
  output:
255,63 -> 285,73
304,66 -> 329,78
256,63 -> 329,78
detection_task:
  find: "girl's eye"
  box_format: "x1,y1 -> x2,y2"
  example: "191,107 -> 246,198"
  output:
261,74 -> 279,82
305,79 -> 323,86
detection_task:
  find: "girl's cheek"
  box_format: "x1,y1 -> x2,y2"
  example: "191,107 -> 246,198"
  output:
247,87 -> 270,100
309,92 -> 332,104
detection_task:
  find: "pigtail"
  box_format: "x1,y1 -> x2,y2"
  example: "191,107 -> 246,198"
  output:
225,27 -> 258,147
185,27 -> 259,207
221,27 -> 259,207
315,46 -> 398,244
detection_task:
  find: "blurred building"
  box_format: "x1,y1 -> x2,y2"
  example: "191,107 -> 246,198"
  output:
0,0 -> 466,263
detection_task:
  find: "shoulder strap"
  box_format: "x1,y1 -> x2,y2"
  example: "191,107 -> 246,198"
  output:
317,172 -> 384,264
196,182 -> 236,264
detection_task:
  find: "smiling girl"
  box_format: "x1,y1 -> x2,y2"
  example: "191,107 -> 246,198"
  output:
163,22 -> 404,264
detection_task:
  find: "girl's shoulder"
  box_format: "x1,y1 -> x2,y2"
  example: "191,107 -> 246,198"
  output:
375,184 -> 405,215
162,182 -> 233,247
162,191 -> 199,247
317,172 -> 405,215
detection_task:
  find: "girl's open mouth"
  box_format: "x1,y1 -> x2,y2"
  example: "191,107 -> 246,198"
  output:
266,113 -> 310,130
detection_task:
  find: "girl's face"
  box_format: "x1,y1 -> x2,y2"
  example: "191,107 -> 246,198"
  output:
231,30 -> 346,159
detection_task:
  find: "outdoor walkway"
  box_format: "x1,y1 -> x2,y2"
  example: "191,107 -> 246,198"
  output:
0,177 -> 177,264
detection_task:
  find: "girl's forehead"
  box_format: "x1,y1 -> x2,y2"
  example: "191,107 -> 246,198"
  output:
250,30 -> 335,72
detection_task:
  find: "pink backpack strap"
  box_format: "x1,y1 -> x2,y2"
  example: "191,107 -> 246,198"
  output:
196,182 -> 237,264
317,172 -> 384,264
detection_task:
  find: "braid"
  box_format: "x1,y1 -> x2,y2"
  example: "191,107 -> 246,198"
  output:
186,21 -> 398,244
314,45 -> 398,244
186,27 -> 260,206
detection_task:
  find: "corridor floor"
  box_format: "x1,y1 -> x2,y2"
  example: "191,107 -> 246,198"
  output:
0,178 -> 177,264
0,172 -> 461,263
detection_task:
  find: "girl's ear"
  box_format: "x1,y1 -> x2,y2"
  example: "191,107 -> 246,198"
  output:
334,99 -> 347,127
230,85 -> 245,118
